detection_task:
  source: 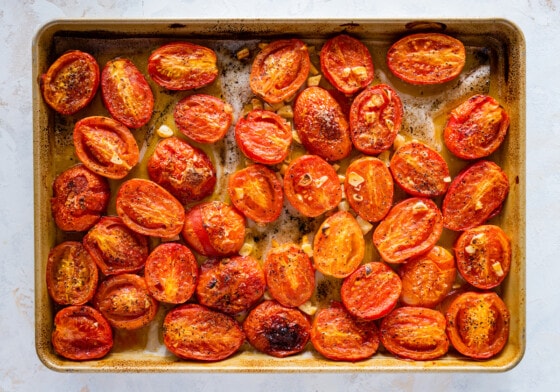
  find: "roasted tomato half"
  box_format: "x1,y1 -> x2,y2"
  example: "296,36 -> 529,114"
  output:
40,50 -> 99,115
51,164 -> 110,232
349,84 -> 403,155
147,136 -> 216,204
243,300 -> 311,358
250,38 -> 310,104
163,304 -> 245,361
148,42 -> 218,91
293,86 -> 352,162
52,305 -> 113,361
386,33 -> 466,85
73,116 -> 139,179
101,57 -> 154,129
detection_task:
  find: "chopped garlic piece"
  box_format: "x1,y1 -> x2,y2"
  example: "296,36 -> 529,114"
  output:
276,105 -> 294,119
443,176 -> 452,183
352,193 -> 363,202
338,200 -> 350,212
239,241 -> 255,256
292,129 -> 302,144
236,47 -> 250,60
157,124 -> 174,138
393,134 -> 406,150
234,187 -> 244,199
352,66 -> 368,81
465,245 -> 477,255
475,200 -> 484,210
378,150 -> 391,166
338,174 -> 346,184
314,175 -> 329,188
412,201 -> 428,211
258,42 -> 269,50
251,98 -> 263,110
492,262 -> 504,277
298,301 -> 317,316
307,75 -> 322,87
309,61 -> 319,76
347,171 -> 365,187
356,215 -> 373,235
263,291 -> 273,300
301,235 -> 313,257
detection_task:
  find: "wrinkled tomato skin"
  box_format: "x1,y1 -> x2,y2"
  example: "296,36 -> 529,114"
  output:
82,216 -> 149,276
147,136 -> 216,204
46,241 -> 99,306
196,255 -> 266,315
51,305 -> 113,361
40,50 -> 99,115
148,42 -> 218,91
293,86 -> 352,162
243,300 -> 311,358
311,301 -> 379,362
101,58 -> 154,129
445,291 -> 510,359
380,307 -> 449,361
73,116 -> 139,179
250,39 -> 310,104
163,304 -> 245,361
442,160 -> 509,231
51,164 -> 110,232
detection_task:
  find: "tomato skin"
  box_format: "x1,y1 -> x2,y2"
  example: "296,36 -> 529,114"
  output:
196,255 -> 266,315
444,95 -> 510,160
442,160 -> 509,231
174,94 -> 233,144
349,84 -> 403,155
182,201 -> 246,257
320,34 -> 374,95
313,211 -> 365,278
293,86 -> 352,162
283,155 -> 342,218
73,116 -> 140,179
147,136 -> 216,204
243,300 -> 311,358
380,307 -> 449,361
148,42 -> 218,91
264,243 -> 315,308
46,241 -> 99,306
52,305 -> 113,361
40,50 -> 99,115
390,141 -> 450,197
387,33 -> 466,85
101,58 -> 154,129
373,197 -> 443,264
163,304 -> 245,361
144,243 -> 199,304
250,39 -> 310,104
311,301 -> 379,362
345,156 -> 393,223
51,164 -> 110,232
116,178 -> 185,238
341,262 -> 402,320
445,291 -> 510,359
454,225 -> 511,289
83,216 -> 149,276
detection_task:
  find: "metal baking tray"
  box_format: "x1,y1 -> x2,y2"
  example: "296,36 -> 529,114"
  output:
33,19 -> 526,372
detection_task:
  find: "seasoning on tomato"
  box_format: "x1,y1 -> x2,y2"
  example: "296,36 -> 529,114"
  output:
101,57 -> 154,129
163,303 -> 245,361
235,109 -> 292,165
46,241 -> 98,306
320,34 -> 374,95
243,300 -> 311,358
373,197 -> 443,264
283,155 -> 342,218
174,94 -> 234,144
182,201 -> 246,257
73,116 -> 139,179
148,42 -> 218,91
380,307 -> 449,361
293,86 -> 352,162
444,94 -> 510,160
345,156 -> 393,223
40,50 -> 99,115
445,291 -> 510,359
196,255 -> 265,315
83,216 -> 149,276
51,305 -> 113,361
390,140 -> 450,197
51,164 -> 110,232
442,160 -> 509,231
144,243 -> 199,304
386,33 -> 466,85
341,262 -> 402,320
313,211 -> 365,278
454,225 -> 511,289
250,38 -> 310,104
116,178 -> 185,238
349,84 -> 403,155
147,136 -> 216,204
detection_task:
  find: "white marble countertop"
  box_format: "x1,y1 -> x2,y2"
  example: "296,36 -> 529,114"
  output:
1,0 -> 557,391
